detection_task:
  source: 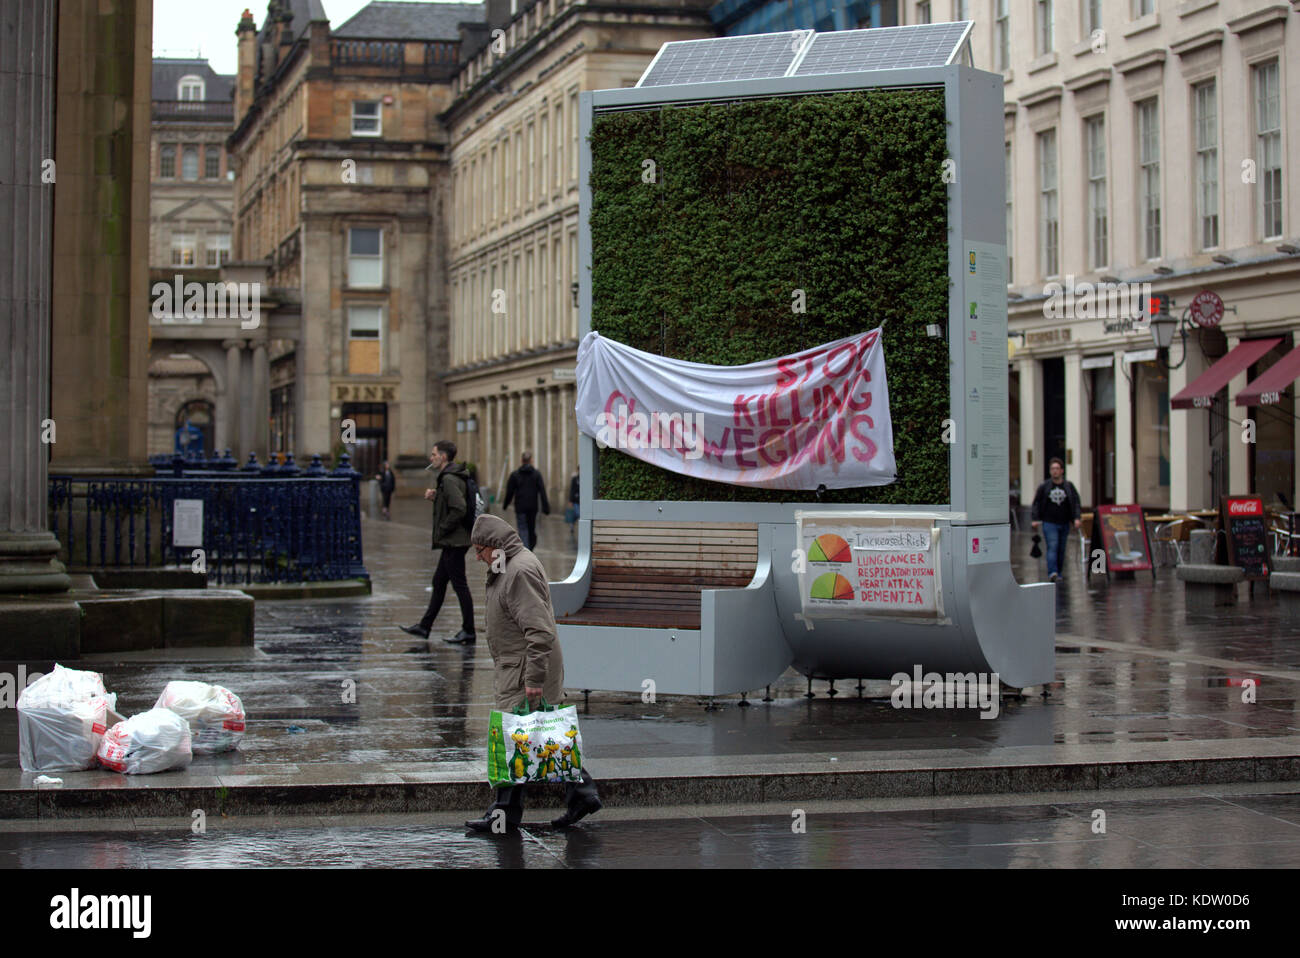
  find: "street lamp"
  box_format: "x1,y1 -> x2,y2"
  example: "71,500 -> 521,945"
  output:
1146,294 -> 1188,370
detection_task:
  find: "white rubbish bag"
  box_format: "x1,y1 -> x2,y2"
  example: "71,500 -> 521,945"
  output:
97,708 -> 192,774
155,681 -> 245,754
17,665 -> 118,772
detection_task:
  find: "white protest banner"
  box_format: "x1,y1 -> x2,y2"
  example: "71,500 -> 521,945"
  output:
575,329 -> 895,490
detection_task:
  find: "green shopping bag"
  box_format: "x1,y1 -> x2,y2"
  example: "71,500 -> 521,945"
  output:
487,698 -> 583,787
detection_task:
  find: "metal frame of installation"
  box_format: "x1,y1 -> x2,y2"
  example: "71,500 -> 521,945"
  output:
551,23 -> 1054,697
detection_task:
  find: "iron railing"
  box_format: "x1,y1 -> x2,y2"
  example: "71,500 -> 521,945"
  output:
49,459 -> 366,585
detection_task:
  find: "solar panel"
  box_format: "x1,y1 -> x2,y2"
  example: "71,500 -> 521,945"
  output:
636,23 -> 973,88
794,23 -> 971,75
638,32 -> 804,87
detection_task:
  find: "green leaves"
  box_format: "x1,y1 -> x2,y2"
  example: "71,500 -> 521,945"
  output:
590,90 -> 951,505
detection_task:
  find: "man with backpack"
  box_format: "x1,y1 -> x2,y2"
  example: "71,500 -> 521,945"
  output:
400,440 -> 477,644
502,451 -> 550,550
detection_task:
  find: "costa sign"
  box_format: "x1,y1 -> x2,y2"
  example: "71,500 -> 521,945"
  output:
1189,290 -> 1225,328
1227,498 -> 1263,516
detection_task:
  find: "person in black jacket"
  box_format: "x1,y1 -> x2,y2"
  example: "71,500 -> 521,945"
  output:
400,440 -> 476,644
376,461 -> 396,520
1030,457 -> 1082,582
502,452 -> 550,550
565,466 -> 580,541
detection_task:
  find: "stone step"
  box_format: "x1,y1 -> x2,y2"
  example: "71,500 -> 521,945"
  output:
5,747 -> 1299,819
1272,555 -> 1300,573
1175,564 -> 1246,585
1269,571 -> 1300,592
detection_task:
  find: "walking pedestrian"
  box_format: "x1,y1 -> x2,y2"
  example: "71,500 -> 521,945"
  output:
377,460 -> 396,520
464,514 -> 601,833
1031,457 -> 1082,582
400,440 -> 476,644
502,452 -> 550,550
565,465 -> 580,541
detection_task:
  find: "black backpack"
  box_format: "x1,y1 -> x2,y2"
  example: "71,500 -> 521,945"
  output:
441,470 -> 484,531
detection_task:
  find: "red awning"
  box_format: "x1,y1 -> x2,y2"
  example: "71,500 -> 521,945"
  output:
1170,338 -> 1282,409
1236,344 -> 1300,407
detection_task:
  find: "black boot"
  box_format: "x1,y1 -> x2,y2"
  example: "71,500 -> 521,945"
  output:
466,785 -> 525,833
552,769 -> 601,828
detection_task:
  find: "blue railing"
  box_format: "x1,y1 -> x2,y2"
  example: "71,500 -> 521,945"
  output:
49,455 -> 367,585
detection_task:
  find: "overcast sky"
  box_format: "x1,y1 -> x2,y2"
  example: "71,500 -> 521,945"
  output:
152,0 -> 374,75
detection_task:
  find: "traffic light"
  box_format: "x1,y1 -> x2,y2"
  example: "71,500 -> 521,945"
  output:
1147,294 -> 1173,318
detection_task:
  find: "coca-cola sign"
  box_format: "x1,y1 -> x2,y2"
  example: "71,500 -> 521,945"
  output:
1227,498 -> 1263,516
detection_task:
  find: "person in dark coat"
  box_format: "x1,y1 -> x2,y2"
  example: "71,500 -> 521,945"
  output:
1030,457 -> 1082,582
400,440 -> 476,644
377,461 -> 396,520
502,452 -> 550,550
464,514 -> 601,833
565,466 -> 580,541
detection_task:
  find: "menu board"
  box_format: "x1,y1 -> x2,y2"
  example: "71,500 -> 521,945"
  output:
1093,504 -> 1154,575
1220,496 -> 1271,580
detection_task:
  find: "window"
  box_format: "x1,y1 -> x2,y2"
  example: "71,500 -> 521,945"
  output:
181,146 -> 199,181
568,91 -> 578,181
554,103 -> 564,191
1038,130 -> 1058,277
348,228 -> 383,287
347,305 -> 383,375
526,120 -> 535,205
995,0 -> 1010,71
1132,0 -> 1153,18
160,144 -> 176,179
351,101 -> 381,137
1085,116 -> 1108,269
1036,1 -> 1054,56
170,232 -> 196,266
1083,0 -> 1102,36
204,148 -> 220,180
514,128 -> 523,213
953,0 -> 970,19
1136,98 -> 1161,259
917,1 -> 931,24
206,234 -> 231,267
177,75 -> 204,101
539,110 -> 549,203
1005,141 -> 1014,283
1193,80 -> 1219,249
1254,60 -> 1283,240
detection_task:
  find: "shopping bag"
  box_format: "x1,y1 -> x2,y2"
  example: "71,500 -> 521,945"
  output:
487,699 -> 583,786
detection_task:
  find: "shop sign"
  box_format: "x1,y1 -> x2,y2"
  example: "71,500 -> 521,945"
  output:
334,383 -> 397,402
1189,290 -> 1225,328
1220,495 -> 1270,580
1091,504 -> 1154,576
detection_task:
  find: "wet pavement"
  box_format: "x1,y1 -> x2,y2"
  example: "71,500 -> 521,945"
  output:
5,781 -> 1300,867
2,495 -> 1299,815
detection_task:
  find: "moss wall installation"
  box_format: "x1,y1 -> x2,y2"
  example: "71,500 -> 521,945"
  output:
589,89 -> 950,504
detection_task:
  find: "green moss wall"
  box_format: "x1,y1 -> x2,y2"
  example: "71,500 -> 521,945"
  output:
589,89 -> 950,505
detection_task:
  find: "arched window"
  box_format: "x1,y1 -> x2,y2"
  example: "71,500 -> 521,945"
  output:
178,75 -> 205,101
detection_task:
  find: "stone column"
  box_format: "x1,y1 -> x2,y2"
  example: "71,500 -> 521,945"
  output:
1225,334 -> 1251,496
1016,358 -> 1042,505
1064,352 -> 1090,506
560,384 -> 571,497
0,0 -> 70,592
224,339 -> 243,459
1114,354 -> 1135,503
48,0 -> 152,476
506,392 -> 517,476
251,341 -> 269,457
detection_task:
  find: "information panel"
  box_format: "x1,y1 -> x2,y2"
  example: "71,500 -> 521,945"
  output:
962,240 -> 1008,522
796,513 -> 944,620
172,499 -> 204,548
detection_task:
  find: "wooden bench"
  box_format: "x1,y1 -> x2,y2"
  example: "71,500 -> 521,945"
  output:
558,520 -> 758,630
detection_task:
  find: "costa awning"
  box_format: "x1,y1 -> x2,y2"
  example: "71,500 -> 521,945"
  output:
1170,337 -> 1281,409
1237,344 -> 1300,406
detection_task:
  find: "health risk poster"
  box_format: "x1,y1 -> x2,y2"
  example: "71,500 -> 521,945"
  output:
796,513 -> 946,621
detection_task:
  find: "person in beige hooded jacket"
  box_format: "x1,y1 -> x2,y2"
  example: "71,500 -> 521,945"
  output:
465,514 -> 601,832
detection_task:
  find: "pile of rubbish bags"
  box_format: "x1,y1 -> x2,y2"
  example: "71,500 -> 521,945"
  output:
17,665 -> 246,775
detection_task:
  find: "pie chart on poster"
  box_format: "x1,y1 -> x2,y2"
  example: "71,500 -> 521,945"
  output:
808,534 -> 852,563
810,571 -> 854,600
